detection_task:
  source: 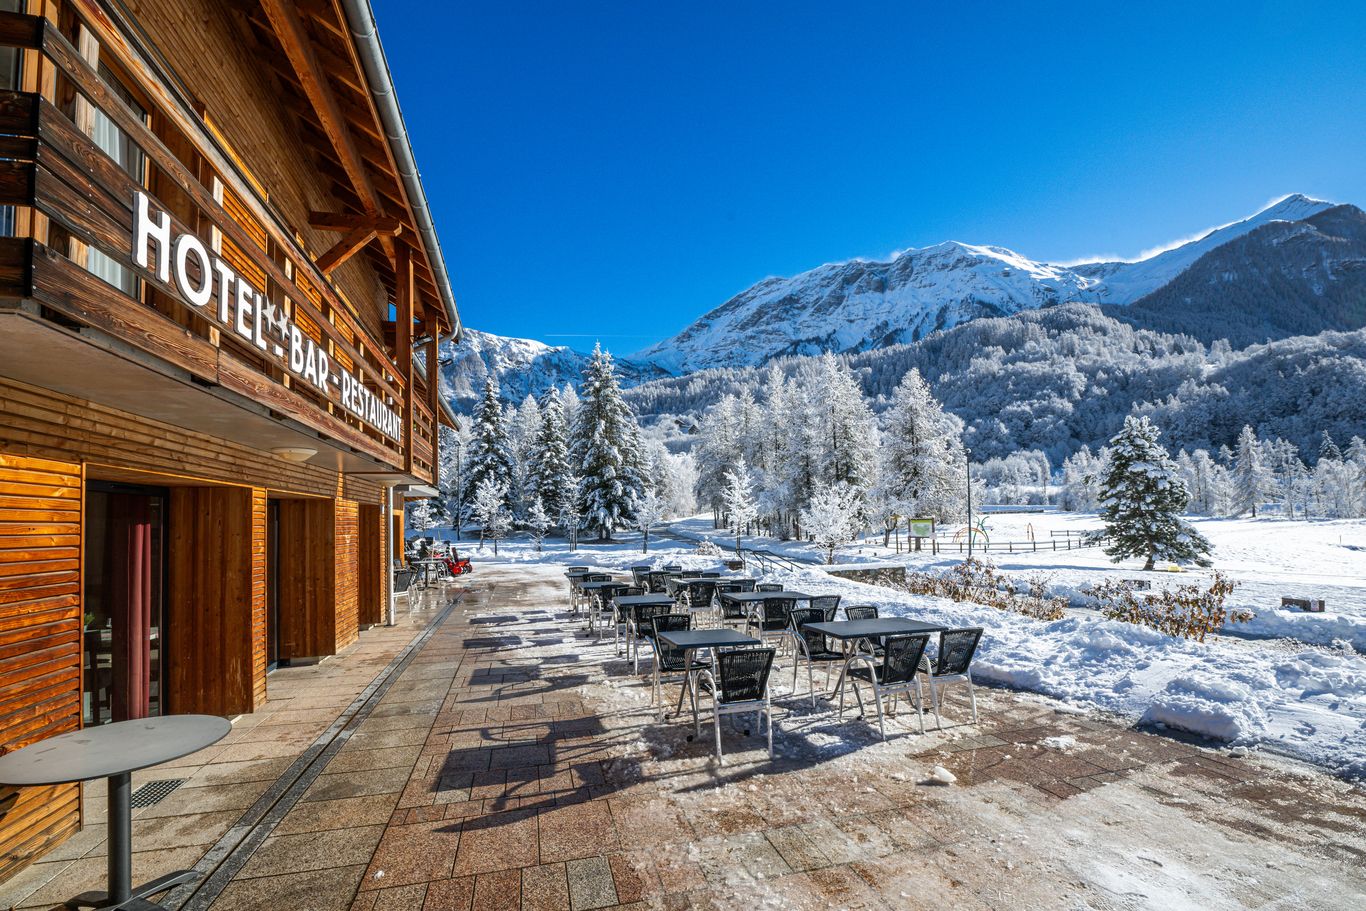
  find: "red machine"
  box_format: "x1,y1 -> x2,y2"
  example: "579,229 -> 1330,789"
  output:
441,550 -> 472,576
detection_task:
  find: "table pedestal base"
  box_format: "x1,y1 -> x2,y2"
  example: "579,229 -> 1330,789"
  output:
66,869 -> 200,909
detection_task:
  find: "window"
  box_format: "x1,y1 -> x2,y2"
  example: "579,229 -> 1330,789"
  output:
84,63 -> 146,295
0,0 -> 22,236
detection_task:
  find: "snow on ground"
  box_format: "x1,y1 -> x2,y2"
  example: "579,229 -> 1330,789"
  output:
437,524 -> 1366,780
669,511 -> 1366,652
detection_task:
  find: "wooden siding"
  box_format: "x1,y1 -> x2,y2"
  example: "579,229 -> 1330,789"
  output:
166,486 -> 263,716
0,455 -> 82,882
249,488 -> 266,709
275,497 -> 333,660
334,499 -> 358,649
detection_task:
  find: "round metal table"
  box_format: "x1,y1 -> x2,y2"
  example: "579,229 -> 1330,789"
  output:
0,714 -> 231,909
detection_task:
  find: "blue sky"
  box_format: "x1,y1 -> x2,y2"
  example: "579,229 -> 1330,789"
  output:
377,1 -> 1366,354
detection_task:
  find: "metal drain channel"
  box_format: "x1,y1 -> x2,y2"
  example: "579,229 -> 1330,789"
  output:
166,594 -> 463,911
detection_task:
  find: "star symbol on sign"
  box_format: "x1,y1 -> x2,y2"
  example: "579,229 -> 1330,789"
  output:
262,301 -> 289,338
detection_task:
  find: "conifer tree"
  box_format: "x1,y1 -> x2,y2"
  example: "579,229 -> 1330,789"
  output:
463,376 -> 513,513
1319,430 -> 1343,463
722,457 -> 758,555
880,368 -> 965,521
529,387 -> 573,522
1099,416 -> 1212,570
1232,425 -> 1275,517
570,344 -> 641,540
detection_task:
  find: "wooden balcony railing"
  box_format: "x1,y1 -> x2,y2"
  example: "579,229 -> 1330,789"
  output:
0,11 -> 437,477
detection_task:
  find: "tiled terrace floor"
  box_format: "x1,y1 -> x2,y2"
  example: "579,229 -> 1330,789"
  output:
4,565 -> 1365,910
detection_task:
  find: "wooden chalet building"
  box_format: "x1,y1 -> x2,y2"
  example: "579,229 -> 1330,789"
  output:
0,0 -> 459,878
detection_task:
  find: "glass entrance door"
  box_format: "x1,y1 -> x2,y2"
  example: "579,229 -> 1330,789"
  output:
83,483 -> 168,726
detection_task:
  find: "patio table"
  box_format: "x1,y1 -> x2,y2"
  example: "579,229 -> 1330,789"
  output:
0,714 -> 231,910
718,590 -> 813,623
655,628 -> 761,737
614,593 -> 677,662
410,558 -> 447,589
804,618 -> 947,701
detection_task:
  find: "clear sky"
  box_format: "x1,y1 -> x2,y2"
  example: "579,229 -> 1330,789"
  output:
376,1 -> 1366,355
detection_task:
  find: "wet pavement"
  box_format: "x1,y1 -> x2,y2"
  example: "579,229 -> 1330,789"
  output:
3,566 -> 1364,911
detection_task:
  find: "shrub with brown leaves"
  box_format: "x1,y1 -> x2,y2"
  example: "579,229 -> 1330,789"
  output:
897,559 -> 1067,621
1085,572 -> 1246,642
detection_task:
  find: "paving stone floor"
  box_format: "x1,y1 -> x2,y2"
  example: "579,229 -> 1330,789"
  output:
4,565 -> 1364,911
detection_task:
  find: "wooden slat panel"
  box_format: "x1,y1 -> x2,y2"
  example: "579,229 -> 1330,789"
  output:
0,456 -> 81,882
334,499 -> 358,649
357,503 -> 382,627
249,489 -> 266,709
276,497 -> 336,660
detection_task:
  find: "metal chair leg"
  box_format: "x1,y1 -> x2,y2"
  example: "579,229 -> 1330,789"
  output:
872,685 -> 886,740
929,677 -> 943,729
915,679 -> 926,734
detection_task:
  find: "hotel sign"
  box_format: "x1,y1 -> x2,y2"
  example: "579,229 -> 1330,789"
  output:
132,191 -> 402,443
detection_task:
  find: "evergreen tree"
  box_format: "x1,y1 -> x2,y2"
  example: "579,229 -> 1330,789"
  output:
1099,416 -> 1212,570
529,387 -> 573,522
570,344 -> 641,540
507,395 -> 543,520
1319,430 -> 1343,463
463,376 -> 513,513
1232,425 -> 1275,517
880,368 -> 965,521
808,353 -> 879,509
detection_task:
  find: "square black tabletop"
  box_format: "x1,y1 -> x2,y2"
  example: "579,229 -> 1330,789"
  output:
656,628 -> 762,650
578,580 -> 628,591
718,590 -> 812,603
804,618 -> 946,639
614,594 -> 676,607
565,568 -> 594,578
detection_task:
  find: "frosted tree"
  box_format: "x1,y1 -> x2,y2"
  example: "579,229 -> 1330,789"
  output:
1178,448 -> 1231,516
1059,446 -> 1104,512
406,497 -> 434,537
807,353 -> 879,514
559,382 -> 581,429
570,345 -> 641,540
694,394 -> 743,524
1099,416 -> 1212,570
437,423 -> 471,535
507,395 -> 543,520
801,483 -> 857,564
634,488 -> 664,554
529,387 -> 573,522
525,495 -> 551,553
470,477 -> 511,555
463,376 -> 513,514
1319,431 -> 1343,463
559,481 -> 585,551
879,368 -> 965,522
1232,425 -> 1275,517
722,457 -> 758,555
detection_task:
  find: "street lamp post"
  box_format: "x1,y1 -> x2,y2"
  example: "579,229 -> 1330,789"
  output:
965,446 -> 974,562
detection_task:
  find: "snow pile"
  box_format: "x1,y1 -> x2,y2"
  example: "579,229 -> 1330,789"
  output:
1040,735 -> 1079,751
1141,674 -> 1268,742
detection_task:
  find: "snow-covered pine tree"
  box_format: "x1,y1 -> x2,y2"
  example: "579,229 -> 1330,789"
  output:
1099,416 -> 1212,570
526,495 -> 551,552
529,387 -> 573,522
406,497 -> 434,536
808,353 -> 879,514
463,376 -> 514,514
801,482 -> 857,564
507,395 -> 543,520
1319,431 -> 1343,464
693,394 -> 742,524
1232,425 -> 1275,517
722,457 -> 758,555
570,344 -> 641,540
1060,446 -> 1103,512
880,368 -> 965,522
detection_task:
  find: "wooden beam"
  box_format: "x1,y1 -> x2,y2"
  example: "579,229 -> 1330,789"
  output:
314,224 -> 377,275
423,315 -> 440,419
395,245 -> 414,470
308,211 -> 403,235
258,0 -> 395,262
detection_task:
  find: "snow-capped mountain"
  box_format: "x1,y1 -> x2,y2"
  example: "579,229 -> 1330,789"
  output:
633,194 -> 1341,373
439,328 -> 666,409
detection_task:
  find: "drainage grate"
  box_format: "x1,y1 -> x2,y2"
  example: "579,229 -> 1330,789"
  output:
129,778 -> 187,808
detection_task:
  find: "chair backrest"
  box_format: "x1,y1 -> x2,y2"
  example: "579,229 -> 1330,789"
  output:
716,580 -> 743,593
650,613 -> 693,666
568,566 -> 590,573
757,583 -> 783,592
789,607 -> 830,655
638,604 -> 679,631
736,579 -> 758,592
760,597 -> 795,631
687,581 -> 717,608
809,595 -> 841,615
844,605 -> 878,621
934,628 -> 984,676
630,565 -> 651,573
585,573 -> 612,583
646,570 -> 670,593
663,564 -> 683,573
630,566 -> 650,586
881,634 -> 931,685
700,571 -> 721,578
715,648 -> 775,703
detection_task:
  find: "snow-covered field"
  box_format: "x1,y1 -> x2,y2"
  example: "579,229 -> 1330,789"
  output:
668,510 -> 1366,653
437,522 -> 1366,781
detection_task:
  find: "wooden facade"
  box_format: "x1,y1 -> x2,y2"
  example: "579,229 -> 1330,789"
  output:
0,0 -> 457,881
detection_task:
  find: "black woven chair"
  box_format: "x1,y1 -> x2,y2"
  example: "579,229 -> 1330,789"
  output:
841,634 -> 931,739
633,603 -> 682,673
645,570 -> 670,593
809,594 -> 841,616
787,606 -> 842,707
700,571 -> 721,578
735,579 -> 757,592
630,565 -> 652,588
684,580 -> 718,623
663,564 -> 683,573
756,583 -> 783,593
920,627 -> 984,728
610,586 -> 644,654
746,597 -> 794,651
715,581 -> 748,624
843,605 -> 878,620
698,647 -> 777,763
649,614 -> 711,721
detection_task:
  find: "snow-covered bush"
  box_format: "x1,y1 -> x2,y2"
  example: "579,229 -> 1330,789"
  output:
694,538 -> 724,557
898,559 -> 1066,621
